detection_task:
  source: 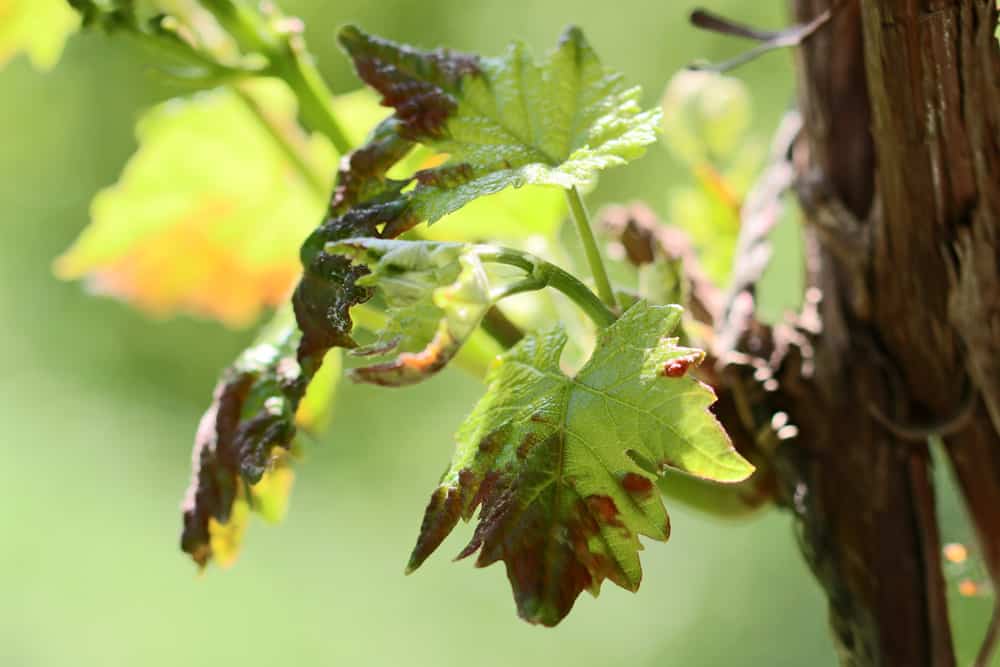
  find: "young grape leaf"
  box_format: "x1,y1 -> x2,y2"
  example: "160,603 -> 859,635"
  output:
330,239 -> 506,386
0,0 -> 78,71
407,301 -> 753,626
292,26 -> 659,374
328,88 -> 570,244
181,309 -> 341,567
55,79 -> 337,328
338,25 -> 661,224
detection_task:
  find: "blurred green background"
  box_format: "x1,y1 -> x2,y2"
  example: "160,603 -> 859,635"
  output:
1,1 -> 873,665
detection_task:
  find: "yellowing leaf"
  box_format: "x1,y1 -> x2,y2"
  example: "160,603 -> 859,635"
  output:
0,0 -> 78,71
55,79 -> 337,328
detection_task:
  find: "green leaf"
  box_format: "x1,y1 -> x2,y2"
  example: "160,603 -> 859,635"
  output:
407,301 -> 752,626
0,0 -> 78,71
330,239 -> 499,386
292,26 -> 657,378
55,79 -> 336,328
329,88 -> 569,244
338,25 -> 661,224
181,308 -> 341,567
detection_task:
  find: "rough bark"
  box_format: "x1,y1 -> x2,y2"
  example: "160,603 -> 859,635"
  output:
688,0 -> 1000,664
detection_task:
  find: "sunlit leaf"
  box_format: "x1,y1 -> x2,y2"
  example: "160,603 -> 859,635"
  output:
338,25 -> 659,224
331,88 -> 568,244
407,301 -> 752,625
55,78 -> 336,328
0,0 -> 78,71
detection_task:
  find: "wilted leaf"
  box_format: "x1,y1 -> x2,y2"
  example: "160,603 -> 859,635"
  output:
0,0 -> 78,70
339,25 -> 660,224
407,301 -> 752,625
55,79 -> 337,328
181,309 -> 341,567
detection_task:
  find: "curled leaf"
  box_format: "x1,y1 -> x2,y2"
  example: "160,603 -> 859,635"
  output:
181,310 -> 341,567
331,239 -> 498,386
407,302 -> 753,625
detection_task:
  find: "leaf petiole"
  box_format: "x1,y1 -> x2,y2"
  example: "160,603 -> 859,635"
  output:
565,186 -> 618,311
475,246 -> 617,328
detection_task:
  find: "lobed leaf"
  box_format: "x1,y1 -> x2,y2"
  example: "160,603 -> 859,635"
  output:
407,301 -> 753,625
55,79 -> 337,327
292,26 -> 660,378
338,25 -> 661,225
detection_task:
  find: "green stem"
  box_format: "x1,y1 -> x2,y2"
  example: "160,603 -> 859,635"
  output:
565,186 -> 617,310
199,0 -> 352,155
232,85 -> 328,198
267,49 -> 352,155
477,247 -> 617,328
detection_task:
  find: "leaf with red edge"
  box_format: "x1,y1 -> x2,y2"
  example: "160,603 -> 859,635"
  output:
337,25 -> 661,225
407,301 -> 753,625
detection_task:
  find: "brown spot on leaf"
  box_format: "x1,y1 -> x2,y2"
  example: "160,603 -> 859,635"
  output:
586,495 -> 623,527
663,358 -> 692,377
350,328 -> 457,386
621,472 -> 655,500
339,26 -> 480,140
407,484 -> 464,574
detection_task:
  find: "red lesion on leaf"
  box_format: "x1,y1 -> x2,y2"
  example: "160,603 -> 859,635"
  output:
339,27 -> 480,141
621,472 -> 655,500
407,481 -> 466,574
350,328 -> 457,387
663,358 -> 692,377
586,495 -> 623,527
414,162 -> 473,187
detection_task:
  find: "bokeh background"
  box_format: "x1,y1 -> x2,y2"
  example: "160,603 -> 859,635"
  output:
2,1 -> 992,665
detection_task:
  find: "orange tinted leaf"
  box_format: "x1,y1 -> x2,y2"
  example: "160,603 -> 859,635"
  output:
55,79 -> 337,328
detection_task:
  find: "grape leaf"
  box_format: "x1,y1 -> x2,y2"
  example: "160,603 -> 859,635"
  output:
338,25 -> 661,224
292,26 -> 659,373
55,79 -> 337,328
331,239 -> 512,386
330,88 -> 569,244
181,309 -> 341,567
407,301 -> 753,626
0,0 -> 78,71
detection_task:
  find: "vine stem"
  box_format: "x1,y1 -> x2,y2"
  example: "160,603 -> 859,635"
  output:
232,84 -> 329,198
565,186 -> 617,310
199,0 -> 352,154
475,246 -> 617,329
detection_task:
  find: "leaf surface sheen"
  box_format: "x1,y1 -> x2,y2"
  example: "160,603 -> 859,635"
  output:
408,301 -> 752,626
339,25 -> 662,224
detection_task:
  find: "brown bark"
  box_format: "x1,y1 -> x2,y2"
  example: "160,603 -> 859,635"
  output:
689,0 -> 1000,664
